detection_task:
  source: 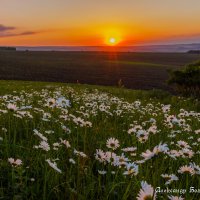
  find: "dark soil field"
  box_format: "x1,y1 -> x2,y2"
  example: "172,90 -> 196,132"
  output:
0,51 -> 200,91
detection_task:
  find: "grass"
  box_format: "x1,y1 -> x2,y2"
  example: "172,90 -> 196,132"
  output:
0,80 -> 200,200
106,60 -> 170,67
1,51 -> 200,91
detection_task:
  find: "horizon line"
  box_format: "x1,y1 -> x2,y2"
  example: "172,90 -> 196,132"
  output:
1,42 -> 200,48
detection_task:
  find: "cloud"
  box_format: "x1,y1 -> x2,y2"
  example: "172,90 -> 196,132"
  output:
0,31 -> 38,38
0,24 -> 16,32
0,24 -> 39,38
20,31 -> 38,36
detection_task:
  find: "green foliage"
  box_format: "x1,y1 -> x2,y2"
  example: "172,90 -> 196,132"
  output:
168,61 -> 200,97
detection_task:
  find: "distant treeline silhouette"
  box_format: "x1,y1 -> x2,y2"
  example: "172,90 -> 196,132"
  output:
0,47 -> 16,51
187,50 -> 200,54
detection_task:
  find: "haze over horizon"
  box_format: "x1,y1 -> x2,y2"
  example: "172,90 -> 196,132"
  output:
1,0 -> 200,46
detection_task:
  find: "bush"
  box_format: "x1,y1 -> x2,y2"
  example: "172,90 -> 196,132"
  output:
168,61 -> 200,97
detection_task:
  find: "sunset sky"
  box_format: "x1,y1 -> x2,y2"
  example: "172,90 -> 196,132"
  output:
1,0 -> 200,46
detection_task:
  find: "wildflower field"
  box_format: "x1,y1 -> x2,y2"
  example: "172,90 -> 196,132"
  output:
0,81 -> 200,200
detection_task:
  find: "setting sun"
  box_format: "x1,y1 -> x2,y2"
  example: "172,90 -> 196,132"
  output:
109,37 -> 117,45
103,28 -> 122,46
105,34 -> 121,46
105,37 -> 120,46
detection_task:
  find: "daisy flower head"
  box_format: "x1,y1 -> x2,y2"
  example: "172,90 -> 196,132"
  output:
8,158 -> 22,167
153,143 -> 169,155
106,137 -> 120,150
95,149 -> 106,163
141,149 -> 155,161
180,148 -> 194,158
189,162 -> 200,175
161,174 -> 179,185
123,162 -> 139,176
177,141 -> 190,149
46,98 -> 56,108
56,97 -> 71,108
195,129 -> 200,134
7,103 -> 18,111
178,165 -> 195,176
117,153 -> 130,166
137,181 -> 156,200
35,140 -> 50,151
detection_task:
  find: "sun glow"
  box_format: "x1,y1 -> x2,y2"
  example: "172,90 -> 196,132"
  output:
106,36 -> 120,46
104,29 -> 122,46
109,37 -> 117,45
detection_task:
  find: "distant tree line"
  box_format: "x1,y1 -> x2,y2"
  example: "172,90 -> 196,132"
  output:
187,50 -> 200,54
168,61 -> 200,97
0,47 -> 16,51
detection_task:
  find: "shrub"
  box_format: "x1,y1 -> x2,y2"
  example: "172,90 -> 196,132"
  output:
168,61 -> 200,97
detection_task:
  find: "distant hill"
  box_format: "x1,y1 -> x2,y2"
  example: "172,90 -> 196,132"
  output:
0,47 -> 16,51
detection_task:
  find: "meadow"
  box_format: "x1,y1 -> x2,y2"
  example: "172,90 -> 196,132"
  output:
0,81 -> 199,200
0,51 -> 200,91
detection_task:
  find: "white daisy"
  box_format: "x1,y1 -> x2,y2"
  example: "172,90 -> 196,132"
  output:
8,158 -> 22,166
106,137 -> 120,150
123,162 -> 139,176
137,181 -> 156,200
161,174 -> 179,185
178,165 -> 195,176
7,103 -> 18,111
